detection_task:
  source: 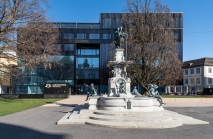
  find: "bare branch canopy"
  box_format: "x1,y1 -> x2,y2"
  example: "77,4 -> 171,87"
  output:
122,0 -> 183,93
0,0 -> 60,88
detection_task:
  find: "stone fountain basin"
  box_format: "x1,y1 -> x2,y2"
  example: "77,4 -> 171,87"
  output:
108,61 -> 132,65
89,96 -> 164,112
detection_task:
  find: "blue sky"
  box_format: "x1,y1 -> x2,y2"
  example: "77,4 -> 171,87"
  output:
47,0 -> 213,62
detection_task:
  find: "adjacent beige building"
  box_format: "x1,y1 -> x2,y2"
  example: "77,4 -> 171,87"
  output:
182,58 -> 213,92
0,50 -> 17,94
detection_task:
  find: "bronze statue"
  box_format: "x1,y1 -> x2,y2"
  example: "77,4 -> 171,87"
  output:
131,86 -> 142,96
84,83 -> 97,101
114,27 -> 125,49
148,84 -> 165,106
119,80 -> 126,94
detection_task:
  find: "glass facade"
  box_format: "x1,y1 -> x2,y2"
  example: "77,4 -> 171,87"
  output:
102,34 -> 111,39
89,34 -> 100,39
103,18 -> 111,28
77,33 -> 86,39
16,56 -> 74,94
64,44 -> 74,51
64,33 -> 74,39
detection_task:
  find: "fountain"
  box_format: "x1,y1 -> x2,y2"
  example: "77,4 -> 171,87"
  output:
88,27 -> 163,112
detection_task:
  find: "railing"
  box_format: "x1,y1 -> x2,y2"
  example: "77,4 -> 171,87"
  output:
54,22 -> 100,29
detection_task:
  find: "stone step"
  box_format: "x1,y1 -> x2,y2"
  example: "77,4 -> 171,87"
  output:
86,119 -> 138,128
137,120 -> 183,129
181,118 -> 209,125
89,113 -> 172,122
57,109 -> 209,128
58,119 -> 86,125
85,119 -> 182,129
94,110 -> 163,117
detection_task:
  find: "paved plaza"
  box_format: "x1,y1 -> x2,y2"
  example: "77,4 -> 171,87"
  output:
1,95 -> 213,139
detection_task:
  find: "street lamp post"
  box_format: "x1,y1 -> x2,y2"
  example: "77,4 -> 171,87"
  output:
125,34 -> 128,60
91,64 -> 94,79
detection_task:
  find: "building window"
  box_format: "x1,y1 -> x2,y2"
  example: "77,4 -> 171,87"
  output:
64,44 -> 74,51
64,33 -> 74,39
174,17 -> 181,28
77,49 -> 99,55
208,78 -> 212,84
208,67 -> 212,73
77,33 -> 86,39
185,69 -> 188,75
174,32 -> 179,41
190,78 -> 194,84
190,69 -> 194,74
196,68 -> 200,74
103,18 -> 111,28
102,34 -> 111,39
185,79 -> 188,84
57,34 -> 61,39
115,18 -> 121,28
76,57 -> 99,79
89,34 -> 100,39
196,77 -> 200,84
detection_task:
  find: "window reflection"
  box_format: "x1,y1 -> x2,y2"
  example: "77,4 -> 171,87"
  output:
17,56 -> 75,94
102,34 -> 111,39
77,49 -> 99,55
64,33 -> 74,39
64,44 -> 74,51
89,34 -> 100,39
103,18 -> 111,28
76,58 -> 99,79
76,58 -> 99,68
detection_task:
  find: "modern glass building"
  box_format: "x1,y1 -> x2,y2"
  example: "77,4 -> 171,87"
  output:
13,13 -> 183,95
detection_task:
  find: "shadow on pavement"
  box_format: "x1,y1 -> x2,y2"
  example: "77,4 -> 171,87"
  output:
0,123 -> 68,139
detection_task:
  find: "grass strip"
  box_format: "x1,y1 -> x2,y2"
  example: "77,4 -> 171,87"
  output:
0,98 -> 62,116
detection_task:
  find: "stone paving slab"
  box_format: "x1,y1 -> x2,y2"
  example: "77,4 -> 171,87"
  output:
85,117 -> 183,129
41,96 -> 213,108
137,120 -> 183,129
163,98 -> 213,102
181,119 -> 209,125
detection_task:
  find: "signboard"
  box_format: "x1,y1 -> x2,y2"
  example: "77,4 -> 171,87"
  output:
44,83 -> 70,94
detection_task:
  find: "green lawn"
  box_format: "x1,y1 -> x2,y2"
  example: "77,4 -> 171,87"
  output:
162,95 -> 213,98
0,98 -> 62,116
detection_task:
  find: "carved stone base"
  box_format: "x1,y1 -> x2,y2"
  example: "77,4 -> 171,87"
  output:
88,97 -> 99,110
108,77 -> 132,97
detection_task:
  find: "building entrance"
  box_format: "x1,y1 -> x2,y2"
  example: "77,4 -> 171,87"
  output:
75,43 -> 100,94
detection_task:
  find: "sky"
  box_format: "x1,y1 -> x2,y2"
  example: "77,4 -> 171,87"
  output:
46,0 -> 213,62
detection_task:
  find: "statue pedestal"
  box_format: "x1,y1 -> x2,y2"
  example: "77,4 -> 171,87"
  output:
88,97 -> 99,110
114,49 -> 125,62
108,77 -> 132,97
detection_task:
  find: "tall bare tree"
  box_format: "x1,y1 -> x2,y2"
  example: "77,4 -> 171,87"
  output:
0,0 -> 60,92
122,0 -> 183,93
